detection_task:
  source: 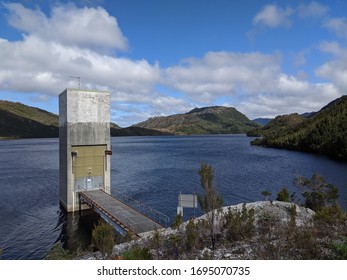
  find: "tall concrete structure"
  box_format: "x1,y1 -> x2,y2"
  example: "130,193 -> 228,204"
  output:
59,89 -> 111,212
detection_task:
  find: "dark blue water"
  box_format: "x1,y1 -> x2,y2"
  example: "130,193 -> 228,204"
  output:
1,135 -> 347,259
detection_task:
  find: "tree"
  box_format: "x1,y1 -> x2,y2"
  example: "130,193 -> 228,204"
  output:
222,204 -> 254,242
92,220 -> 115,258
197,162 -> 223,250
276,187 -> 290,202
172,212 -> 183,229
261,190 -> 271,201
185,219 -> 199,251
294,173 -> 339,211
44,243 -> 71,260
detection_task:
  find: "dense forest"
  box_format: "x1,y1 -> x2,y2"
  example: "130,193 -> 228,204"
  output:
248,96 -> 347,160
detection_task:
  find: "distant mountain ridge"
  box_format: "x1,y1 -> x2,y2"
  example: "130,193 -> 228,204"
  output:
249,96 -> 347,160
252,118 -> 273,126
0,101 -> 260,138
252,112 -> 314,126
0,100 -> 170,138
135,106 -> 260,135
3,97 -> 344,152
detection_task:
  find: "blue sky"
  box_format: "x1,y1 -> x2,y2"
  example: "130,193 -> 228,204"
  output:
0,0 -> 346,127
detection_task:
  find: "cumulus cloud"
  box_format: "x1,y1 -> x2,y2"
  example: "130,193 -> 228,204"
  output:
0,3 -> 166,126
0,34 -> 160,96
298,1 -> 329,18
316,41 -> 347,93
163,51 -> 282,103
163,51 -> 340,119
1,2 -> 345,127
4,2 -> 128,52
251,1 -> 329,35
291,49 -> 311,67
237,77 -> 339,119
252,4 -> 293,28
324,17 -> 347,40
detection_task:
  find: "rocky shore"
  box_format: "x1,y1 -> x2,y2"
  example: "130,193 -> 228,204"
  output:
79,201 -> 325,260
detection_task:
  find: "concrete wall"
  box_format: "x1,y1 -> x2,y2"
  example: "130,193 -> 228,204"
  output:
59,89 -> 111,212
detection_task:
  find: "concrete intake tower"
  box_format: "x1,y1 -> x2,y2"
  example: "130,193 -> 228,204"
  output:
59,89 -> 111,212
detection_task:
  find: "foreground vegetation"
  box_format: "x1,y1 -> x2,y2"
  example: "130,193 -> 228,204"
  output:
45,165 -> 347,260
111,172 -> 346,260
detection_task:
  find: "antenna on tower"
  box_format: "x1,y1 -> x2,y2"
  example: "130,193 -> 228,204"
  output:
69,76 -> 81,89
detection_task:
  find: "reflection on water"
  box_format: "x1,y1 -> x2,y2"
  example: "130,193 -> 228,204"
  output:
59,208 -> 101,253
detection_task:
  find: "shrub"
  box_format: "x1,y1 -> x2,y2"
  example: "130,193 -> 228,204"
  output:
44,243 -> 71,260
333,238 -> 347,259
303,191 -> 325,211
122,245 -> 153,260
150,229 -> 163,259
293,228 -> 320,259
277,187 -> 290,202
314,204 -> 346,226
92,220 -> 115,258
261,190 -> 271,201
185,219 -> 199,251
222,204 -> 254,242
294,173 -> 340,211
289,204 -> 297,228
172,213 -> 183,229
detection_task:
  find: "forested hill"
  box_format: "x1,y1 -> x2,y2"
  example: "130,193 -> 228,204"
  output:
0,100 -> 170,138
135,106 -> 260,135
249,96 -> 347,160
0,100 -> 59,138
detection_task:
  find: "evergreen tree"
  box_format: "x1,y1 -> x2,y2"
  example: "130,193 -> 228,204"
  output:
197,162 -> 223,250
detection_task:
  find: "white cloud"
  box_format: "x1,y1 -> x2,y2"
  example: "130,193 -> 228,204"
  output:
4,2 -> 128,52
163,51 -> 282,103
0,35 -> 159,96
316,42 -> 347,93
252,4 -> 293,28
0,3 -> 163,127
1,2 -> 345,127
324,17 -> 347,40
238,79 -> 339,119
291,49 -> 311,67
298,1 -> 329,18
162,51 -> 340,119
110,95 -> 192,126
318,41 -> 344,56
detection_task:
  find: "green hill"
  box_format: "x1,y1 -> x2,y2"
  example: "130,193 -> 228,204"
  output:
0,100 -> 59,139
110,125 -> 172,136
0,100 -> 171,138
247,113 -> 306,137
249,96 -> 347,160
135,106 -> 260,135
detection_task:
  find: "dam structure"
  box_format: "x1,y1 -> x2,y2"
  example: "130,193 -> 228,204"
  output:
59,89 -> 111,213
59,89 -> 168,236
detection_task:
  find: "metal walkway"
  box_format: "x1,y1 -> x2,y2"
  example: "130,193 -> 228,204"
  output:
79,190 -> 168,237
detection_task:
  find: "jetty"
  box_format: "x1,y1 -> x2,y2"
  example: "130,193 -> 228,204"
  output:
79,190 -> 169,237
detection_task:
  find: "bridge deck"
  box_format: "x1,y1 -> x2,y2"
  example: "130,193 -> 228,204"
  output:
79,190 -> 164,236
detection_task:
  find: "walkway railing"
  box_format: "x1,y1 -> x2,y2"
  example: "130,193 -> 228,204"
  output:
112,188 -> 170,227
79,191 -> 137,235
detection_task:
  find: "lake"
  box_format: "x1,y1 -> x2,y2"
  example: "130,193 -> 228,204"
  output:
0,135 -> 346,259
